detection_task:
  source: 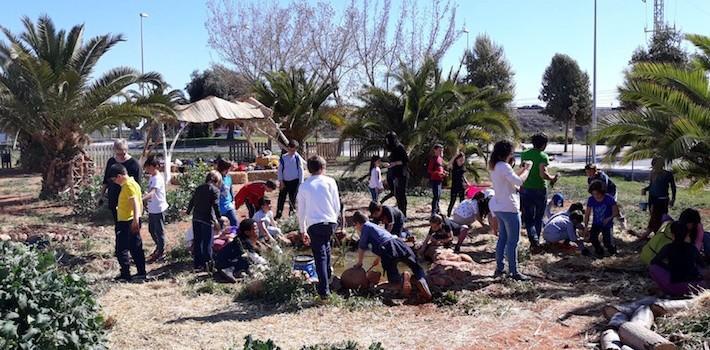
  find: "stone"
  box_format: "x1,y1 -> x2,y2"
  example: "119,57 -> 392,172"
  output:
426,247 -> 479,289
0,234 -> 10,241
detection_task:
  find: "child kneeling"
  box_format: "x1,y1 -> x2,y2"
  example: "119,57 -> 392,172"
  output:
649,221 -> 709,297
352,211 -> 432,303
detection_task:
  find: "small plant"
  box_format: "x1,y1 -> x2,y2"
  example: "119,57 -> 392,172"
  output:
166,244 -> 192,263
241,335 -> 281,350
237,253 -> 314,309
61,175 -> 113,222
236,336 -> 385,350
185,278 -> 235,296
434,291 -> 459,306
0,241 -> 106,349
164,163 -> 211,223
278,215 -> 300,234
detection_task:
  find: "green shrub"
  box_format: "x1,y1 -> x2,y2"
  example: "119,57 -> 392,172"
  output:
237,336 -> 385,350
61,175 -> 113,222
237,253 -> 313,309
0,241 -> 106,349
278,215 -> 299,234
164,163 -> 211,224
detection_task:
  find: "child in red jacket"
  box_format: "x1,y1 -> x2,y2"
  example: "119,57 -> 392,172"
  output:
427,144 -> 447,215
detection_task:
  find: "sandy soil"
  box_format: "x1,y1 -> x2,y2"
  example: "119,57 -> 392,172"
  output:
1,172 -> 658,350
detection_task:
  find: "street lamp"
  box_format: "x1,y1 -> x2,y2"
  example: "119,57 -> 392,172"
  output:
140,13 -> 149,76
591,0 -> 598,163
463,25 -> 470,51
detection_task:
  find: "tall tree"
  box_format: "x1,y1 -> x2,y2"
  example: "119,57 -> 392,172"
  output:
0,16 -> 166,198
343,58 -> 518,183
539,54 -> 592,152
205,0 -> 461,96
594,34 -> 710,189
630,26 -> 689,66
252,68 -> 340,147
462,34 -> 515,97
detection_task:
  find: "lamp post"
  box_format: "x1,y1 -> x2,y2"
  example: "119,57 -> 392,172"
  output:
463,26 -> 470,51
140,13 -> 148,76
591,0 -> 598,163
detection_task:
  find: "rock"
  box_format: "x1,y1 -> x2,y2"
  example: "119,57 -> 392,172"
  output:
245,280 -> 265,295
0,234 -> 10,241
341,266 -> 368,290
426,247 -> 479,289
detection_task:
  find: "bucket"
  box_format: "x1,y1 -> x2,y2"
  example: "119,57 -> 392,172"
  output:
639,202 -> 649,211
293,255 -> 318,282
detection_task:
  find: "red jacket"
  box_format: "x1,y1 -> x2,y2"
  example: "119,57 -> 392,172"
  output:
428,155 -> 446,181
234,182 -> 266,208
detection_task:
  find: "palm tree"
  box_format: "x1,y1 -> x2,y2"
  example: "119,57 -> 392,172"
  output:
252,68 -> 341,147
343,58 -> 518,183
0,16 -> 167,198
593,34 -> 710,189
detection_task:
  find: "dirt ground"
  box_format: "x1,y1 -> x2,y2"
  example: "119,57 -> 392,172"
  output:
0,171 -> 664,350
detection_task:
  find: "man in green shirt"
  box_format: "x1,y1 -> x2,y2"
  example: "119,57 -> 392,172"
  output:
520,133 -> 559,249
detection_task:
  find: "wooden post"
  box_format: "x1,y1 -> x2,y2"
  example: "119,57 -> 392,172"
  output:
618,322 -> 676,350
600,329 -> 622,350
631,305 -> 654,329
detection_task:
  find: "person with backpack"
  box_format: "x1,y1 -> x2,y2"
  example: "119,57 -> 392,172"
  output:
427,144 -> 447,215
275,140 -> 304,220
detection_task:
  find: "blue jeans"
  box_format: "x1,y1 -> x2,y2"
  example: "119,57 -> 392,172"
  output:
494,211 -> 521,275
520,188 -> 547,245
430,180 -> 442,214
308,222 -> 336,296
192,221 -> 213,269
369,188 -> 379,202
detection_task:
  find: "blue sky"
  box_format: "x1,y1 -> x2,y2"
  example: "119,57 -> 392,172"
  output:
2,0 -> 710,106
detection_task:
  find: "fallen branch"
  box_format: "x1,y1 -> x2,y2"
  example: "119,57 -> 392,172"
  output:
630,305 -> 654,329
600,329 -> 622,350
618,322 -> 676,350
650,299 -> 693,318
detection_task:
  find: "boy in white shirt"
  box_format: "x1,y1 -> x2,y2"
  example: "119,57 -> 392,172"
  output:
143,156 -> 169,262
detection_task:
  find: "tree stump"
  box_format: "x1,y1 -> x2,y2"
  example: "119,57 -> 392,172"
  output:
630,305 -> 655,329
618,322 -> 676,350
650,299 -> 693,317
600,329 -> 622,350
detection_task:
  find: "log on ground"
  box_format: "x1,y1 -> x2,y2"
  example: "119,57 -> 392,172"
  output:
630,305 -> 654,329
600,329 -> 622,350
618,321 -> 676,350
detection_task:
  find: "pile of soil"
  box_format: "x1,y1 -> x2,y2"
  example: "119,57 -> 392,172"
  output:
0,224 -> 90,243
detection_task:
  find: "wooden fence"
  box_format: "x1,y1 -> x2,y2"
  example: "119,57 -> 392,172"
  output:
84,143 -> 114,170
228,140 -> 272,162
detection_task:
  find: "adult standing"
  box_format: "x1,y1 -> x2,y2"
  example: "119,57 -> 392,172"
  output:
584,164 -> 617,199
384,132 -> 409,217
100,139 -> 142,222
489,140 -> 531,281
520,133 -> 559,249
427,144 -> 447,215
275,140 -> 304,220
297,155 -> 341,298
640,158 -> 677,238
447,152 -> 469,217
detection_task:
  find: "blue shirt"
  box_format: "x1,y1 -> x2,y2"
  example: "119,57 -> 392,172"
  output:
587,194 -> 616,228
278,153 -> 304,183
219,175 -> 235,213
587,171 -> 617,198
358,222 -> 395,256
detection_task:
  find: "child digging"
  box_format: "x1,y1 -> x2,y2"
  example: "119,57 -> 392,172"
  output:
187,170 -> 222,272
584,180 -> 620,257
351,211 -> 432,303
109,163 -> 146,282
142,155 -> 169,263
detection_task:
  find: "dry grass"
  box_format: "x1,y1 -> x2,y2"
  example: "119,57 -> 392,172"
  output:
1,171 -> 707,349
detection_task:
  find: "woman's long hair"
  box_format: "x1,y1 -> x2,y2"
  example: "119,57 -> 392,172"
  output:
488,140 -> 514,171
450,151 -> 465,169
385,132 -> 399,151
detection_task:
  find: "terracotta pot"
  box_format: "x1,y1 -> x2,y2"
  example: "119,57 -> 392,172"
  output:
341,266 -> 368,290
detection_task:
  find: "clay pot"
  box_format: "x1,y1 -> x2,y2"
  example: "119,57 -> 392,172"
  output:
366,271 -> 382,286
340,266 -> 368,290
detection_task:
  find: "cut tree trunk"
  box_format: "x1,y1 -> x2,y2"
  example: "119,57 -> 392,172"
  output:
618,321 -> 676,350
600,329 -> 622,350
40,157 -> 75,199
564,119 -> 570,152
650,299 -> 693,317
631,305 -> 655,329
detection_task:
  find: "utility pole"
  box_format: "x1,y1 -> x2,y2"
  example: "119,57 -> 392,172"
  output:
591,0 -> 598,163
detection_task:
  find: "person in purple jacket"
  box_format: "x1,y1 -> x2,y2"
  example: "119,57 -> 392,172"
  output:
351,211 -> 432,303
